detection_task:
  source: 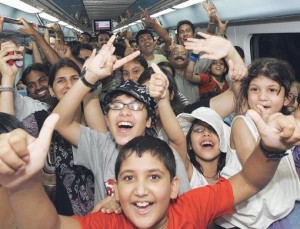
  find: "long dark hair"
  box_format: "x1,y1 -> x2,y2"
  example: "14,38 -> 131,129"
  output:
186,120 -> 226,176
235,57 -> 295,115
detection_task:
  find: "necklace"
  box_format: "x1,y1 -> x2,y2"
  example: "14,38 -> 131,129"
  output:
202,172 -> 219,179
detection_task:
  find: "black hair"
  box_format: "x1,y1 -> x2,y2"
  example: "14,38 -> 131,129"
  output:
135,29 -> 154,45
71,43 -> 93,57
97,31 -> 111,39
234,46 -> 245,59
186,120 -> 226,176
66,40 -> 81,48
0,112 -> 26,134
122,55 -> 148,74
158,61 -> 176,77
113,43 -> 126,58
48,58 -> 81,87
21,63 -> 50,85
138,67 -> 185,115
236,57 -> 295,115
80,32 -> 92,42
176,20 -> 195,34
115,136 -> 176,180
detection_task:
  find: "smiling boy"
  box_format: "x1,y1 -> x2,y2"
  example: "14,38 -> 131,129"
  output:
1,110 -> 300,228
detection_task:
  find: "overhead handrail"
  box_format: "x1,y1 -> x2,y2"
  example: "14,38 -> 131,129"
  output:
3,16 -> 54,31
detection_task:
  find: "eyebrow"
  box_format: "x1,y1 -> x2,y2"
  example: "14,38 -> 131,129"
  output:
119,168 -> 164,177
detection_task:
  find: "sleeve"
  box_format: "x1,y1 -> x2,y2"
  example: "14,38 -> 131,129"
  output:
198,73 -> 210,85
73,212 -> 128,228
183,178 -> 234,224
72,125 -> 110,171
14,92 -> 49,121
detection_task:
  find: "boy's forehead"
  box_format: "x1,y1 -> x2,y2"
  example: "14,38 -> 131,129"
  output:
120,151 -> 166,171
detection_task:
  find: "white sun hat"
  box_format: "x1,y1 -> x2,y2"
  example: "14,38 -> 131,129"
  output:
177,107 -> 230,153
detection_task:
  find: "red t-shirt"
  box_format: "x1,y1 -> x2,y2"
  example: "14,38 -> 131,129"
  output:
198,73 -> 229,98
73,178 -> 234,228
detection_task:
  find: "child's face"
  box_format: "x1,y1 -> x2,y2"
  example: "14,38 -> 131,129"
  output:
247,75 -> 289,116
122,61 -> 145,82
106,94 -> 151,147
115,152 -> 179,228
190,121 -> 221,161
210,59 -> 226,77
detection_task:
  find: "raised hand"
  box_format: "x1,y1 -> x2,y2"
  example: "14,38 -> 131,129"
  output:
184,32 -> 232,60
247,110 -> 300,152
148,63 -> 169,101
139,7 -> 155,27
0,114 -> 59,189
18,18 -> 39,37
0,41 -> 24,79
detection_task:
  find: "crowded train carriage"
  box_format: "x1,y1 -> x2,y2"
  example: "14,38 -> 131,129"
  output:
0,0 -> 300,229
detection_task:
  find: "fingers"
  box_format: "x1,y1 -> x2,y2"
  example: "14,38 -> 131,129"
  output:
0,129 -> 29,174
247,109 -> 267,134
149,63 -> 169,99
113,50 -> 140,70
36,114 -> 59,153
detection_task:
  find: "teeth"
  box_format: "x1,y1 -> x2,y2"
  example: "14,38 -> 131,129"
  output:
118,121 -> 133,128
136,202 -> 150,207
201,141 -> 213,147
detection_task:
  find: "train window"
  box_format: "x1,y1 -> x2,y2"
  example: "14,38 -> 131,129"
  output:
250,33 -> 300,81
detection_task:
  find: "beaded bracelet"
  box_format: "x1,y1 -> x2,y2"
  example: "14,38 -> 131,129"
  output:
259,140 -> 288,159
0,86 -> 14,93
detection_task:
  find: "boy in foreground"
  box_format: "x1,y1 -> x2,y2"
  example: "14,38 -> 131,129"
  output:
1,106 -> 300,228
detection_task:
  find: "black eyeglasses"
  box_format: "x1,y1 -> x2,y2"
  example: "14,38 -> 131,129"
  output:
108,101 -> 144,111
192,125 -> 216,134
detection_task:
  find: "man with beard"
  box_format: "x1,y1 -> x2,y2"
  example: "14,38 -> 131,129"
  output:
169,45 -> 199,104
135,29 -> 168,66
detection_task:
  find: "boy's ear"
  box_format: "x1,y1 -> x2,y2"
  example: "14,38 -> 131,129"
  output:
105,115 -> 111,129
170,176 -> 180,199
146,117 -> 152,129
170,91 -> 175,101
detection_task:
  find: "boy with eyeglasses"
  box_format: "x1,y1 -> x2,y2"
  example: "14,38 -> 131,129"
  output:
52,36 -> 191,204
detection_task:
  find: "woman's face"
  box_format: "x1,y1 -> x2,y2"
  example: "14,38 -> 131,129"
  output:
51,67 -> 80,101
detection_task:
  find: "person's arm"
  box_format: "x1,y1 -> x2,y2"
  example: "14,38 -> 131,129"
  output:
53,36 -> 140,146
54,44 -> 83,69
229,110 -> 300,205
19,18 -> 60,65
31,41 -> 43,64
203,2 -> 217,34
0,114 -> 80,229
149,63 -> 189,170
185,33 -> 247,118
83,91 -> 108,133
216,15 -> 228,37
0,16 -> 4,34
0,42 -> 23,115
140,7 -> 173,47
